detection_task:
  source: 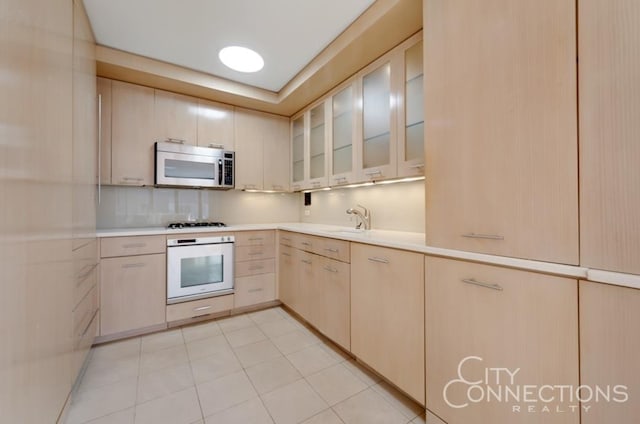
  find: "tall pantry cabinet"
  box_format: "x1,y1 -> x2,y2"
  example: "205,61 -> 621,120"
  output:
423,0 -> 579,264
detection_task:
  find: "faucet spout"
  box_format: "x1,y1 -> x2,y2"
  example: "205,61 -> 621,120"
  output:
346,205 -> 371,230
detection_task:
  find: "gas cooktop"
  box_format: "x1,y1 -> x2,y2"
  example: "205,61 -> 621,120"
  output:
167,221 -> 227,229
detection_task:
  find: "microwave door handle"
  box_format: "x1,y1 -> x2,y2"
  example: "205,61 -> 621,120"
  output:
218,159 -> 223,185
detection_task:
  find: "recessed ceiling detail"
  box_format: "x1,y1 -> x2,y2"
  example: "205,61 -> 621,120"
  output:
83,0 -> 376,91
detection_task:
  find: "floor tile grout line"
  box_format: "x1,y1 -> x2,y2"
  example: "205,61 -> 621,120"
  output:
186,330 -> 207,424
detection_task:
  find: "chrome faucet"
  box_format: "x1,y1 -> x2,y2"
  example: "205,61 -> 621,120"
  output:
346,204 -> 371,230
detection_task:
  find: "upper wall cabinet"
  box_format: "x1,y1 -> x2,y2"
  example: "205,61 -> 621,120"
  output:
397,40 -> 424,177
111,80 -> 155,186
97,77 -> 112,186
330,82 -> 358,186
153,90 -> 197,145
235,107 -> 290,191
579,0 -> 640,275
424,1 -> 579,264
290,100 -> 331,191
291,115 -> 306,191
197,99 -> 234,151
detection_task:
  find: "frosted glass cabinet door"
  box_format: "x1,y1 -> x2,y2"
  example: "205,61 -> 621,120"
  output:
398,39 -> 425,177
291,115 -> 305,191
361,61 -> 397,180
331,84 -> 356,185
308,101 -> 328,189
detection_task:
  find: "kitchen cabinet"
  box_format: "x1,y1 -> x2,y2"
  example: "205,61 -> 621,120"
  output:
358,57 -> 397,181
291,115 -> 306,191
351,243 -> 424,403
579,0 -> 640,275
424,0 -> 579,264
166,294 -> 234,323
111,80 -> 155,186
330,82 -> 358,186
290,101 -> 330,190
154,89 -> 198,145
97,77 -> 112,185
278,243 -> 300,312
580,281 -> 640,423
235,107 -> 290,191
197,99 -> 234,150
99,236 -> 166,337
234,230 -> 277,309
397,39 -> 424,177
425,256 -> 579,424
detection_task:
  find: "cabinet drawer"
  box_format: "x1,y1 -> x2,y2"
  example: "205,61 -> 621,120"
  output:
278,231 -> 297,247
235,230 -> 275,247
100,235 -> 166,258
234,274 -> 276,308
295,234 -> 317,252
315,238 -> 350,263
73,284 -> 98,338
236,244 -> 275,261
166,294 -> 234,322
236,258 -> 275,277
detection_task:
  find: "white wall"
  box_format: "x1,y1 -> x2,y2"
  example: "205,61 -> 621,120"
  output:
97,186 -> 300,228
300,180 -> 425,232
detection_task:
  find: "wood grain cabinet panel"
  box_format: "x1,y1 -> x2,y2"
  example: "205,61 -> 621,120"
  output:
425,256 -> 579,424
423,0 -> 579,264
154,89 -> 197,145
580,281 -> 640,423
196,99 -> 234,150
579,0 -> 640,274
351,243 -> 424,403
310,256 -> 350,350
97,77 -> 112,185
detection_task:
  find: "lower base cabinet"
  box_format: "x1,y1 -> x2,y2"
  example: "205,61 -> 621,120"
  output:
580,281 -> 640,423
351,243 -> 425,404
234,274 -> 276,308
100,253 -> 166,336
425,256 -> 579,424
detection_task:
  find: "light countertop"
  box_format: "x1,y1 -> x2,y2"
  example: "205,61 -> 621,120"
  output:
97,223 -> 640,289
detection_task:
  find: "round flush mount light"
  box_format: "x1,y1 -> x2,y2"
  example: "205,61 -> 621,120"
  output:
218,46 -> 264,73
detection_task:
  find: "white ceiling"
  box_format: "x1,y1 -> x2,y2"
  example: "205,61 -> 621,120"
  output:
83,0 -> 376,92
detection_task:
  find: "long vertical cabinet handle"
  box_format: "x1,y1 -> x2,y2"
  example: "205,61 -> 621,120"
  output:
97,93 -> 102,204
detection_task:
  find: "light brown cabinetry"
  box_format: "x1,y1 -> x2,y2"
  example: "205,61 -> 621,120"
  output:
424,0 -> 579,264
580,281 -> 640,423
97,77 -> 112,185
197,99 -> 234,150
278,243 -> 300,312
99,236 -> 167,337
166,294 -> 234,323
351,243 -> 424,403
111,80 -> 155,185
425,256 -> 579,423
235,107 -> 290,191
154,89 -> 197,145
579,0 -> 640,275
234,231 -> 277,309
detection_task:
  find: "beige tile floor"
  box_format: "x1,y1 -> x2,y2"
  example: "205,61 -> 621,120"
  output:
64,307 -> 427,424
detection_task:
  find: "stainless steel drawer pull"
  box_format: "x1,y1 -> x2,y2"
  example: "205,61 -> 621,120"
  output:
461,278 -> 503,291
365,169 -> 383,177
165,138 -> 186,144
121,177 -> 144,182
324,248 -> 339,253
208,143 -> 224,149
410,164 -> 425,169
194,305 -> 212,312
248,266 -> 264,271
323,266 -> 338,273
301,242 -> 312,246
301,259 -> 312,265
122,263 -> 145,269
123,243 -> 146,248
462,233 -> 504,240
248,288 -> 264,293
248,237 -> 264,241
367,257 -> 389,264
281,252 -> 292,257
281,237 -> 291,241
311,181 -> 321,187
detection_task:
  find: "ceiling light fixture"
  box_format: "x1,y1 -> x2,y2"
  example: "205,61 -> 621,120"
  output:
218,46 -> 264,73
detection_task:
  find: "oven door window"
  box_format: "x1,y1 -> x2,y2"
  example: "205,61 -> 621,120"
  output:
180,255 -> 224,288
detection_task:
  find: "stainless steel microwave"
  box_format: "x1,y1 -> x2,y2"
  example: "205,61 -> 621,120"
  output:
155,141 -> 234,189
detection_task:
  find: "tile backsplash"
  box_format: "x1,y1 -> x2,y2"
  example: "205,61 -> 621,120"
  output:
97,186 -> 300,229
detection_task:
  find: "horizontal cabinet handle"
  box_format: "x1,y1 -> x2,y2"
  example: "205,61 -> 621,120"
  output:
248,266 -> 264,271
248,288 -> 264,293
123,243 -> 146,248
301,259 -> 312,265
462,233 -> 504,240
281,237 -> 291,241
281,252 -> 292,257
122,263 -> 145,269
365,169 -> 382,177
165,138 -> 186,144
248,237 -> 264,241
311,181 -> 322,187
324,248 -> 339,253
461,278 -> 503,291
323,266 -> 338,273
367,257 -> 389,264
301,242 -> 312,246
409,164 -> 425,168
208,143 -> 224,149
121,177 -> 144,183
194,305 -> 212,312
248,251 -> 264,256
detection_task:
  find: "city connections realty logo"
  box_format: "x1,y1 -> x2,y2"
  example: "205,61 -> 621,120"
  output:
443,356 -> 628,414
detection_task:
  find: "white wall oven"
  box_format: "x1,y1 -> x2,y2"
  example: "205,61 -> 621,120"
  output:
167,235 -> 234,304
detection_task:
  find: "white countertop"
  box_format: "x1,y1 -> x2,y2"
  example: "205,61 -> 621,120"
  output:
98,223 -> 640,288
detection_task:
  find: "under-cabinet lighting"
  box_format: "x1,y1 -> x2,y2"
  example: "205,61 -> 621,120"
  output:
301,176 -> 424,193
219,46 -> 264,73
